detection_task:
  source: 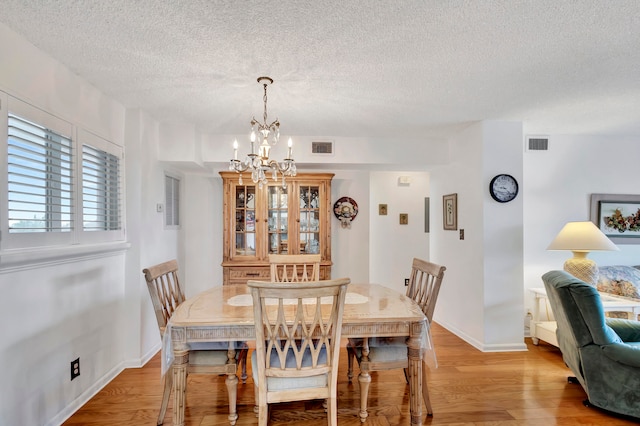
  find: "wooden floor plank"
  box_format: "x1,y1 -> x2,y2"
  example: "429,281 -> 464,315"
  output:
63,323 -> 638,425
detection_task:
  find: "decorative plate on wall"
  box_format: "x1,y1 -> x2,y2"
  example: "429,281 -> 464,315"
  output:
334,197 -> 358,228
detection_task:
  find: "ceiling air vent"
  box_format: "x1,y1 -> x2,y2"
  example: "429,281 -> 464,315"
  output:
526,136 -> 549,151
312,141 -> 333,154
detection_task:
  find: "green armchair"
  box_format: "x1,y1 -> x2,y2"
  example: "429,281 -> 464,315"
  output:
542,270 -> 640,419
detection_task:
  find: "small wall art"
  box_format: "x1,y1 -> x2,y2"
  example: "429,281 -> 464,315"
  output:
443,193 -> 457,230
333,196 -> 358,229
399,213 -> 408,225
424,197 -> 430,233
379,204 -> 388,215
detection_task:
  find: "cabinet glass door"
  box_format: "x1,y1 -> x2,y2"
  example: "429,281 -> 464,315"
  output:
299,185 -> 320,254
268,185 -> 288,254
234,185 -> 256,255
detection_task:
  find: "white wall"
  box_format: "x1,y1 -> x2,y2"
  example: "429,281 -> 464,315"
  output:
331,170 -> 371,284
430,123 -> 486,347
369,171 -> 430,293
0,24 -> 178,425
481,121 -> 524,348
181,173 -> 224,297
431,121 -> 526,351
523,134 -> 640,312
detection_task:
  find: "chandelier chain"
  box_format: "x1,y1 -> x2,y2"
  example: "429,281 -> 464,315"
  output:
263,82 -> 268,125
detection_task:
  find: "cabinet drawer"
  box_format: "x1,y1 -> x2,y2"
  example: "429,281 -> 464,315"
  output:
225,267 -> 270,285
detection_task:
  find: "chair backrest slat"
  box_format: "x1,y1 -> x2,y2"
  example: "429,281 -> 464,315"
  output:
406,258 -> 446,322
248,278 -> 349,381
269,254 -> 321,283
143,259 -> 185,334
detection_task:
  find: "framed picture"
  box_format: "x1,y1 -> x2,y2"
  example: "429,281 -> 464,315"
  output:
590,193 -> 640,243
399,213 -> 408,225
443,193 -> 457,230
378,204 -> 388,215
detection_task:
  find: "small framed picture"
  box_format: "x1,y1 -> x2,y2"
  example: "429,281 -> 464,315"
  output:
399,213 -> 408,225
379,204 -> 388,215
443,193 -> 457,230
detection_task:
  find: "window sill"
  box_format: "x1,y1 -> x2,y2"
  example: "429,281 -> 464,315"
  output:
0,241 -> 131,273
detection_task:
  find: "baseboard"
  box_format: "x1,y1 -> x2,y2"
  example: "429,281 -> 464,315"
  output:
46,362 -> 125,426
434,320 -> 528,352
47,342 -> 161,426
123,342 -> 161,368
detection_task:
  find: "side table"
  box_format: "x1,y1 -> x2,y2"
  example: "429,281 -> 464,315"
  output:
529,287 -> 640,347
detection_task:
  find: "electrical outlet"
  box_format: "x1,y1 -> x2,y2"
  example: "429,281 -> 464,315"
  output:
70,358 -> 80,381
404,278 -> 409,286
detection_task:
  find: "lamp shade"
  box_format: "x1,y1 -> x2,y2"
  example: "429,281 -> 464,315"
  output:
547,221 -> 618,286
547,221 -> 619,252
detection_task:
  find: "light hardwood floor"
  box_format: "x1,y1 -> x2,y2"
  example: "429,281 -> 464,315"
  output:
63,323 -> 638,425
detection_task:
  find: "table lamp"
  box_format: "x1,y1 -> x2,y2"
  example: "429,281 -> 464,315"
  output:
547,221 -> 619,286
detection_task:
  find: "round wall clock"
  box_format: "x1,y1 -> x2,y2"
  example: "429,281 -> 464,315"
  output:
489,174 -> 518,203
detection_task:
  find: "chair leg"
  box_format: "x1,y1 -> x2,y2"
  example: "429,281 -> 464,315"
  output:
157,370 -> 172,425
257,403 -> 269,426
422,363 -> 433,416
347,346 -> 354,382
357,370 -> 371,423
225,372 -> 239,426
327,396 -> 338,426
238,347 -> 249,383
254,383 -> 259,417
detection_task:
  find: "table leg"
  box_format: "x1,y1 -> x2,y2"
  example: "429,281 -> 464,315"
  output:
358,341 -> 371,423
173,349 -> 188,426
226,347 -> 239,426
408,330 -> 423,426
357,369 -> 371,422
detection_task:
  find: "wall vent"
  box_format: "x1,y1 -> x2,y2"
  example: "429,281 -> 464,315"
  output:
526,136 -> 549,151
311,141 -> 333,154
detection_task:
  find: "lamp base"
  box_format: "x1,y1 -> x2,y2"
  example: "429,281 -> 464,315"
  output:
564,258 -> 599,286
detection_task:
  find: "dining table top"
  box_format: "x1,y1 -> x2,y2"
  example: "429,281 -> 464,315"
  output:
170,282 -> 427,337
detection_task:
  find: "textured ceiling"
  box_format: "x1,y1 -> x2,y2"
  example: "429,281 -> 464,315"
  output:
2,0 -> 640,142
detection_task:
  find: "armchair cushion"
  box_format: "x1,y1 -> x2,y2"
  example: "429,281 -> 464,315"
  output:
606,318 -> 640,342
601,342 -> 640,368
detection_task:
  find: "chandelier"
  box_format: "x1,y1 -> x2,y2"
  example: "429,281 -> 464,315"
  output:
229,76 -> 296,188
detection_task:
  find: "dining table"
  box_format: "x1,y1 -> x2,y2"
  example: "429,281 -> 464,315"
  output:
167,282 -> 430,426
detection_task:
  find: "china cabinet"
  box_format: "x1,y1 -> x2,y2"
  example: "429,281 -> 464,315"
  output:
220,171 -> 333,285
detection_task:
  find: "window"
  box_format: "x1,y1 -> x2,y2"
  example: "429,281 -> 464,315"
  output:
82,141 -> 121,232
1,94 -> 124,251
165,174 -> 180,228
8,113 -> 74,234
